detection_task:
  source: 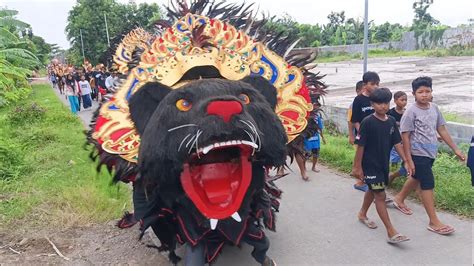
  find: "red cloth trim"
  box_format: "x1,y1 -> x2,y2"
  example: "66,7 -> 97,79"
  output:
176,214 -> 211,246
266,209 -> 273,230
161,208 -> 173,214
247,230 -> 264,239
176,234 -> 184,245
176,215 -> 196,245
235,217 -> 249,244
207,241 -> 225,262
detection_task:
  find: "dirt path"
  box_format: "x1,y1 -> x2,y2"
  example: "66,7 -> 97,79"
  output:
1,223 -> 168,265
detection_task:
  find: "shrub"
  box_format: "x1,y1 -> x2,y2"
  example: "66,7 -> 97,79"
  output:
0,138 -> 25,181
447,45 -> 474,56
427,48 -> 448,57
7,102 -> 46,125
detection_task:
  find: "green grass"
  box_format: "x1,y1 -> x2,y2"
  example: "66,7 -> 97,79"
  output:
0,84 -> 131,230
442,112 -> 472,125
320,133 -> 473,218
316,47 -> 474,63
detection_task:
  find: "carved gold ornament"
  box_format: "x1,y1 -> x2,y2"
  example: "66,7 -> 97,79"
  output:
93,13 -> 312,163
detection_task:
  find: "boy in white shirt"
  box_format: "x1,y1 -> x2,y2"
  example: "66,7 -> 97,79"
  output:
79,75 -> 93,110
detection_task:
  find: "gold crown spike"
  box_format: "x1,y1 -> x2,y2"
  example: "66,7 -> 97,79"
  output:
94,13 -> 312,163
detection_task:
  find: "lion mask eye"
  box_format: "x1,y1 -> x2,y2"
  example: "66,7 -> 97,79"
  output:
176,99 -> 192,111
238,93 -> 250,105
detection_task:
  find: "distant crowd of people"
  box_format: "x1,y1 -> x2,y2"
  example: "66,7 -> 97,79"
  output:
48,62 -> 119,114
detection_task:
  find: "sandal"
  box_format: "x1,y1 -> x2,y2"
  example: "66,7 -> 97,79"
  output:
392,201 -> 413,215
359,218 -> 378,229
354,183 -> 368,192
427,225 -> 455,235
387,233 -> 410,244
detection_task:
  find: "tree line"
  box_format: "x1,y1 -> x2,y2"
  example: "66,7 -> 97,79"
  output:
65,0 -> 454,66
65,0 -> 163,66
266,1 -> 445,48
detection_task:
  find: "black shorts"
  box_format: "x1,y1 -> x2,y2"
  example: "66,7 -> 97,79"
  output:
412,155 -> 435,190
311,148 -> 320,158
467,144 -> 474,186
304,148 -> 320,159
363,169 -> 388,192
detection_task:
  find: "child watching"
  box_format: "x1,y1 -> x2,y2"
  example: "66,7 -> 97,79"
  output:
393,76 -> 465,235
348,81 -> 364,145
304,103 -> 326,173
352,88 -> 410,244
388,91 -> 408,184
351,71 -> 380,192
78,75 -> 93,110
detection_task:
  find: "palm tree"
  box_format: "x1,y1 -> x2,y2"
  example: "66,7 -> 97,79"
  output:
0,9 -> 30,34
0,9 -> 41,106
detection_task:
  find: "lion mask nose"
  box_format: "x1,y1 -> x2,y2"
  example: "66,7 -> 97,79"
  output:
206,100 -> 243,123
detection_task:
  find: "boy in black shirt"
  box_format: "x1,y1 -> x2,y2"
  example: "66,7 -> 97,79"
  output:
388,91 -> 408,183
351,71 -> 380,192
352,88 -> 410,244
387,91 -> 407,125
351,71 -> 380,132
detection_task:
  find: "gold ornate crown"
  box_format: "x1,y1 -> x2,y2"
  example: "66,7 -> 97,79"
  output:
92,12 -> 321,163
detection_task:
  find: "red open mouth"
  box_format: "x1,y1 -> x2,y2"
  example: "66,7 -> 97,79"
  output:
180,140 -> 256,223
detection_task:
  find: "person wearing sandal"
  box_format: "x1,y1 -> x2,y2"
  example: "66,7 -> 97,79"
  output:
352,88 -> 410,244
393,77 -> 465,236
351,73 -> 379,192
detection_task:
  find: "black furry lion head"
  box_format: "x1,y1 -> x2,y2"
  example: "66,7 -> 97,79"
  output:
129,76 -> 287,219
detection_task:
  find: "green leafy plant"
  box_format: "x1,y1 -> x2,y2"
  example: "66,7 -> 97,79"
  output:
0,9 -> 43,107
7,102 -> 46,125
0,138 -> 26,181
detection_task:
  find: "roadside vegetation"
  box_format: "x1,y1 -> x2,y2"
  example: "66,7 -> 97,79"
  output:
0,8 -> 59,107
442,112 -> 472,125
320,125 -> 473,218
0,84 -> 131,230
316,46 -> 474,63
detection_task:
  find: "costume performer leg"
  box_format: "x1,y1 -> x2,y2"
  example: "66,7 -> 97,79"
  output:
242,234 -> 270,264
184,243 -> 205,266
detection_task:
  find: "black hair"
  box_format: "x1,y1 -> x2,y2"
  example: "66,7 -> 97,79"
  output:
369,88 -> 392,103
362,71 -> 380,84
393,91 -> 407,100
412,76 -> 432,92
356,80 -> 364,92
66,77 -> 76,93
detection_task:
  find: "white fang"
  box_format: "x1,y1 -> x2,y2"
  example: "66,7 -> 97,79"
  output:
231,212 -> 242,222
210,219 -> 218,230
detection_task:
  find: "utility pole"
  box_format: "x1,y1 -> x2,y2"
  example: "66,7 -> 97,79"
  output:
104,13 -> 110,47
363,0 -> 369,73
80,29 -> 85,63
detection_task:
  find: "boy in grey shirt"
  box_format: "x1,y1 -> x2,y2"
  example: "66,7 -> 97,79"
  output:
392,77 -> 465,235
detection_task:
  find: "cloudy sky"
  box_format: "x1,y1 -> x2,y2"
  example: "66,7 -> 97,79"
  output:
2,0 -> 473,49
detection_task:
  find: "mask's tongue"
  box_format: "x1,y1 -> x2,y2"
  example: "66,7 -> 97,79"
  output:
199,162 -> 239,205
